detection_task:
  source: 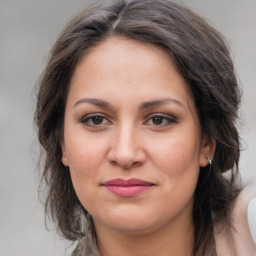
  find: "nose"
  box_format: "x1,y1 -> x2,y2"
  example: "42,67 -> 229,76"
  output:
107,124 -> 147,169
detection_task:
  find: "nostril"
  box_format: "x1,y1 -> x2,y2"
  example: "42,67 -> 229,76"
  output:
110,160 -> 118,166
109,158 -> 141,169
130,161 -> 143,168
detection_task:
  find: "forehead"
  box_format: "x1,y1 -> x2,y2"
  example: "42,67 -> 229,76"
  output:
68,36 -> 194,109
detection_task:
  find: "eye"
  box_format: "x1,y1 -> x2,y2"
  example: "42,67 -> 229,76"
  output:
151,116 -> 165,125
81,114 -> 111,127
145,114 -> 177,127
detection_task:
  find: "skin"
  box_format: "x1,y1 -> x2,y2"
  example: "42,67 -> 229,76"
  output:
61,37 -> 215,256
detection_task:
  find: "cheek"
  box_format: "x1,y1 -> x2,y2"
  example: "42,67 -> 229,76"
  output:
63,130 -> 108,202
158,137 -> 200,209
148,130 -> 201,202
150,132 -> 201,173
66,141 -> 102,212
64,127 -> 108,173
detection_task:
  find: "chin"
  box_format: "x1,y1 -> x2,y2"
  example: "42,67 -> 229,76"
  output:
92,207 -> 168,235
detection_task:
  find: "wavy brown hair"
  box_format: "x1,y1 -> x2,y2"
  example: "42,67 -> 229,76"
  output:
35,0 -> 241,255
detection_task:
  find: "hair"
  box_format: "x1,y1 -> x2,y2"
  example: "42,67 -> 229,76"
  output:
35,0 -> 241,255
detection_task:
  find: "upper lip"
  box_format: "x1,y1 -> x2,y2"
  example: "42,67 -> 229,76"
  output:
102,178 -> 154,186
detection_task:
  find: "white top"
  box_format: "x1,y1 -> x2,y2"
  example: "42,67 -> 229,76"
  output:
215,184 -> 256,256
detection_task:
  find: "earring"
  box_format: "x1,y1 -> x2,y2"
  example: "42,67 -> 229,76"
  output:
207,157 -> 212,166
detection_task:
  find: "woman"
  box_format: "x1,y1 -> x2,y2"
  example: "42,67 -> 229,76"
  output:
35,0 -> 255,255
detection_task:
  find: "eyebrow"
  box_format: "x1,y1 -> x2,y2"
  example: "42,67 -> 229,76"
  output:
139,98 -> 184,109
73,98 -> 114,109
73,97 -> 184,110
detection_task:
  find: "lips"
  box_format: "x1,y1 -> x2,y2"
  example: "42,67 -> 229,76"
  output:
102,178 -> 154,197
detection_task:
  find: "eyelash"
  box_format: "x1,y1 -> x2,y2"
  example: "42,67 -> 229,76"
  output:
144,114 -> 177,127
80,113 -> 177,128
81,113 -> 111,127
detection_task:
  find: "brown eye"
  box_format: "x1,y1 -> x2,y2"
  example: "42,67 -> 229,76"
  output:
81,114 -> 111,127
152,116 -> 164,125
144,114 -> 177,127
91,116 -> 104,125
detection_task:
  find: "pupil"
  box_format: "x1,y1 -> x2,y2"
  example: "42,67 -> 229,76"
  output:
92,116 -> 103,125
153,116 -> 163,125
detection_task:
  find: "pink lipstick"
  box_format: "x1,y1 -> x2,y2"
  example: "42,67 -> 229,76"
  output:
102,178 -> 154,197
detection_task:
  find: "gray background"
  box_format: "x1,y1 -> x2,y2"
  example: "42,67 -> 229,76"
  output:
0,0 -> 255,255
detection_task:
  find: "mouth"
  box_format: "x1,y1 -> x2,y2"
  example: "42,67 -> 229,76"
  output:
101,178 -> 155,197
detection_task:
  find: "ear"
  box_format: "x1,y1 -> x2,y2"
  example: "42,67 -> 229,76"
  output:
199,133 -> 216,167
61,141 -> 69,167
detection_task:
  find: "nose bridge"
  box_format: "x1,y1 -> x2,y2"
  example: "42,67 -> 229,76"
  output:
108,120 -> 145,168
115,121 -> 137,157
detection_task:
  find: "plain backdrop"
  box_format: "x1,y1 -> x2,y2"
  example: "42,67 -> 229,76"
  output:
0,0 -> 255,255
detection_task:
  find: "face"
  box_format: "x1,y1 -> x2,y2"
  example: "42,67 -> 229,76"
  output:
61,37 -> 213,236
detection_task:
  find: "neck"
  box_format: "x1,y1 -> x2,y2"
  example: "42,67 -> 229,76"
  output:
94,212 -> 194,256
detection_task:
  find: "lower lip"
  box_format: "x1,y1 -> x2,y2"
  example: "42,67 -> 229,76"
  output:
104,185 -> 153,197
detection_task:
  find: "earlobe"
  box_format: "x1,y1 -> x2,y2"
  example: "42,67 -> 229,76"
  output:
61,142 -> 69,167
199,134 -> 216,167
